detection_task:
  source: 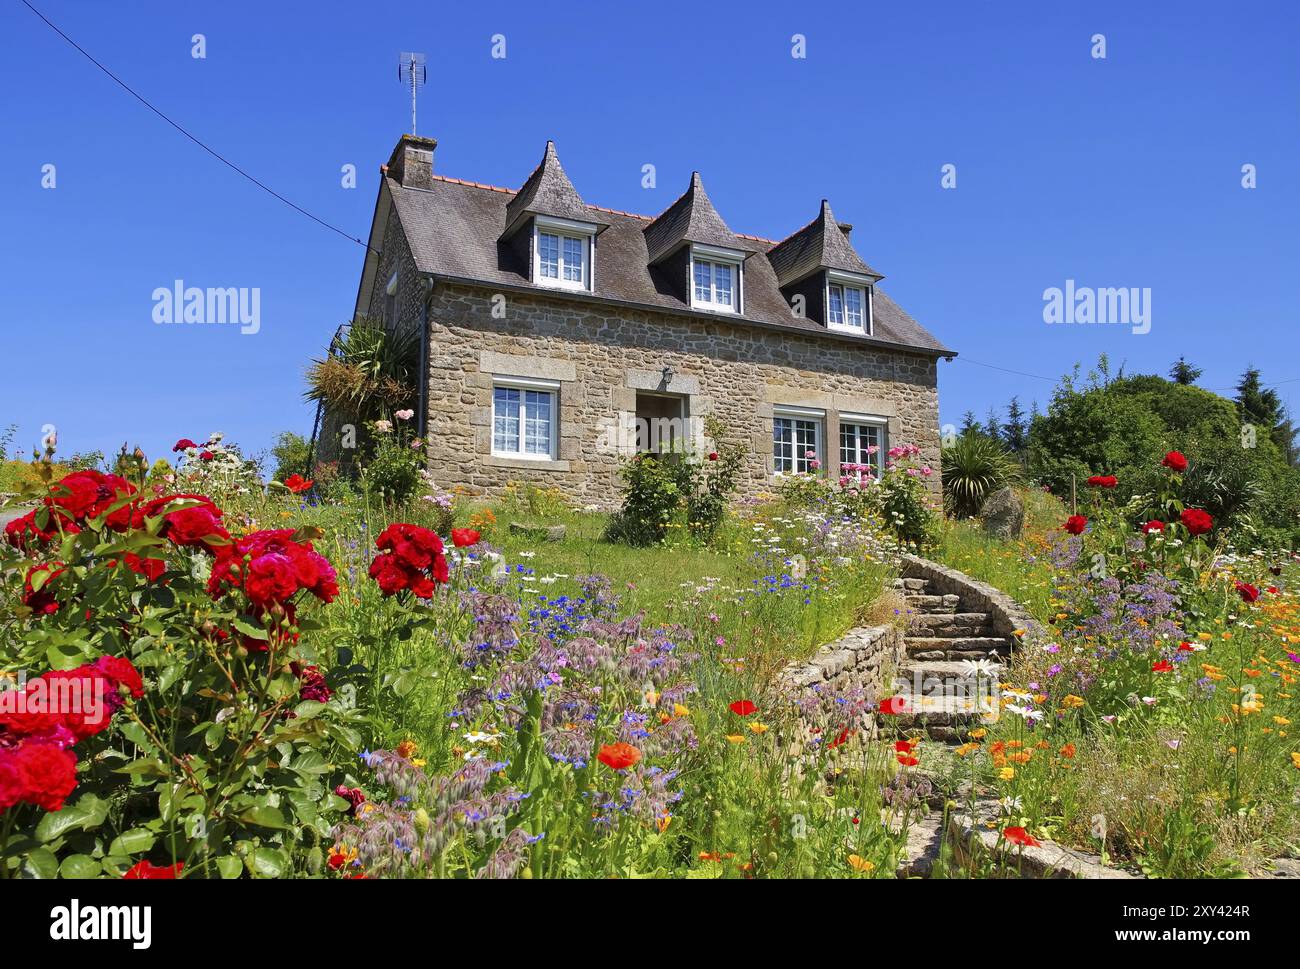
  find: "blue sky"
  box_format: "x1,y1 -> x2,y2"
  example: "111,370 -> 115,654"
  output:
2,0 -> 1297,466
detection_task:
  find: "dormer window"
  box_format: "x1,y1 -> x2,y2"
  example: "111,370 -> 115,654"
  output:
532,216 -> 596,292
825,271 -> 874,335
689,244 -> 743,313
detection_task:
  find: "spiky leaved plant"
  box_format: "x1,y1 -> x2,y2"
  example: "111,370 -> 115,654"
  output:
941,433 -> 1022,519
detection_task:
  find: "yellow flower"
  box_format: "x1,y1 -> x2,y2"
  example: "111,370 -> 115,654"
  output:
848,854 -> 875,872
1291,752 -> 1300,770
969,728 -> 987,739
1197,632 -> 1213,641
749,722 -> 769,734
998,767 -> 1015,780
396,740 -> 419,760
725,734 -> 746,744
656,814 -> 672,833
1061,694 -> 1085,709
1273,716 -> 1291,726
673,703 -> 690,718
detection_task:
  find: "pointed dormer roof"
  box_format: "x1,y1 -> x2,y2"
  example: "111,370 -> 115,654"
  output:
766,200 -> 881,288
643,172 -> 756,264
502,141 -> 605,239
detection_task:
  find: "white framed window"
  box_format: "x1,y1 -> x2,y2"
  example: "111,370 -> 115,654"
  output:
532,216 -> 596,292
826,270 -> 874,334
839,415 -> 887,476
689,244 -> 743,313
773,406 -> 824,475
491,377 -> 559,460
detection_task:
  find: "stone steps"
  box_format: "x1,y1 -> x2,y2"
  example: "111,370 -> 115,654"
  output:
904,636 -> 1012,661
893,569 -> 1013,746
906,612 -> 995,638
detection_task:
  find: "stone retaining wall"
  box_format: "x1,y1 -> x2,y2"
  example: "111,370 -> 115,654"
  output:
777,624 -> 903,699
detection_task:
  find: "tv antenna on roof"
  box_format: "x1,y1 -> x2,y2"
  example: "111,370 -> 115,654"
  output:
398,52 -> 427,135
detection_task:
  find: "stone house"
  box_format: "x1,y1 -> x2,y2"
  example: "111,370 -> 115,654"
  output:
345,134 -> 955,503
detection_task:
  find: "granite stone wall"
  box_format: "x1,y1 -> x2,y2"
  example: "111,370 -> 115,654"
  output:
352,211 -> 942,504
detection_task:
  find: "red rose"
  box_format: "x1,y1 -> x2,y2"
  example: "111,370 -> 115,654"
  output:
596,742 -> 642,771
94,655 -> 144,699
451,528 -> 481,548
1063,515 -> 1088,536
1141,520 -> 1165,534
1235,581 -> 1260,603
4,509 -> 80,551
1161,450 -> 1188,473
199,451 -> 215,462
0,741 -> 79,813
123,860 -> 183,879
369,524 -> 449,599
172,439 -> 198,452
335,785 -> 366,815
708,452 -> 719,461
1180,508 -> 1214,536
46,470 -> 136,530
1086,475 -> 1117,489
22,562 -> 65,616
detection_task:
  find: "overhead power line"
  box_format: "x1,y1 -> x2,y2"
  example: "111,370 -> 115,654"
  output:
20,0 -> 374,253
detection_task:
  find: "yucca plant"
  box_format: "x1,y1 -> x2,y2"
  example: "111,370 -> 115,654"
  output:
305,316 -> 419,425
942,434 -> 1022,519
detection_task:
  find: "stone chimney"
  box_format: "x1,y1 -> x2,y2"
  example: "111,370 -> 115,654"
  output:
386,134 -> 437,190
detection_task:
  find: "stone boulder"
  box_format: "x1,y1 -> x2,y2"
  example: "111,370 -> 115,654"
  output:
508,521 -> 567,542
979,487 -> 1023,540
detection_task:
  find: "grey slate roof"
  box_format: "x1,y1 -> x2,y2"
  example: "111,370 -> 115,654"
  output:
384,168 -> 953,357
766,200 -> 882,287
642,172 -> 758,264
501,141 -> 603,239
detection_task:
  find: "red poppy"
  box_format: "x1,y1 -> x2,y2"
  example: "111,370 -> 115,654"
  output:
283,474 -> 313,494
879,696 -> 908,715
1177,642 -> 1195,652
728,699 -> 758,717
896,754 -> 920,767
1235,581 -> 1260,603
708,452 -> 718,461
1180,508 -> 1214,536
1003,826 -> 1041,848
596,742 -> 642,771
1141,520 -> 1165,534
1161,451 -> 1188,473
828,727 -> 852,748
451,528 -> 481,548
1063,515 -> 1088,536
1151,659 -> 1174,673
123,860 -> 183,879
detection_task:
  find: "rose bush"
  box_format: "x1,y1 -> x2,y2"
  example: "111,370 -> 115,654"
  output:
1,468 -> 364,878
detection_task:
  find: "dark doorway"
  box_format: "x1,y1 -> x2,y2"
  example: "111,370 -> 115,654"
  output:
635,392 -> 685,455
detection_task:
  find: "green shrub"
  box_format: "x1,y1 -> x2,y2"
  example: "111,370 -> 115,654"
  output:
604,453 -> 690,546
271,431 -> 312,482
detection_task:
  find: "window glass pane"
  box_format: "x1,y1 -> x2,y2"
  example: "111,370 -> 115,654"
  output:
713,263 -> 732,305
538,233 -> 559,278
562,236 -> 584,283
828,284 -> 843,324
840,422 -> 856,467
793,420 -> 817,473
773,417 -> 792,473
493,387 -> 521,453
693,260 -> 712,302
523,390 -> 553,455
845,287 -> 863,327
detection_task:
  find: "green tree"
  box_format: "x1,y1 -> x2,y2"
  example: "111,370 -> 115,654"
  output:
1169,357 -> 1203,385
959,410 -> 981,437
1002,396 -> 1029,457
